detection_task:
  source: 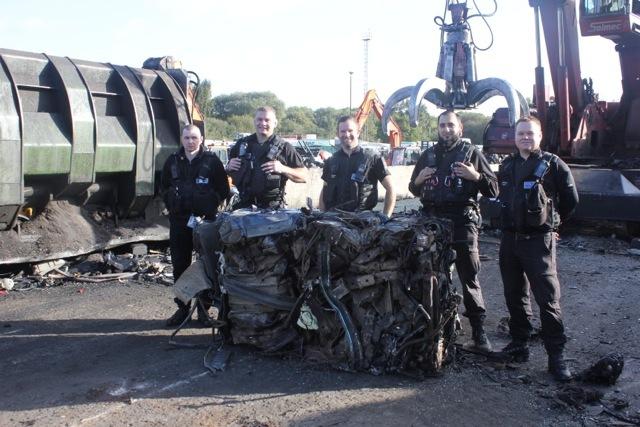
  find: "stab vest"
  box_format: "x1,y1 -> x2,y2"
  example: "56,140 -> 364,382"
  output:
420,141 -> 476,206
323,150 -> 375,211
167,151 -> 220,218
232,135 -> 286,206
497,151 -> 560,232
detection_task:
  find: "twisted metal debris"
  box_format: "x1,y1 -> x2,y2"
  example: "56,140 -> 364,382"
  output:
217,209 -> 461,377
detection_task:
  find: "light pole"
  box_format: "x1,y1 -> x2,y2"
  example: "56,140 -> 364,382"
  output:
349,71 -> 353,114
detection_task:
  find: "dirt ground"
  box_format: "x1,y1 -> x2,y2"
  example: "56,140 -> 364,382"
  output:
0,201 -> 169,265
1,227 -> 639,426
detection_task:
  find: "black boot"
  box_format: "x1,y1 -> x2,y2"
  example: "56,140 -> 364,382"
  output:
470,324 -> 492,352
548,352 -> 572,382
499,339 -> 530,362
166,299 -> 191,327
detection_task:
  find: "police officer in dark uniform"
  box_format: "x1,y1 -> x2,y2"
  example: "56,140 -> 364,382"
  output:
497,116 -> 578,382
161,124 -> 229,326
226,106 -> 307,209
319,115 -> 396,217
409,110 -> 498,352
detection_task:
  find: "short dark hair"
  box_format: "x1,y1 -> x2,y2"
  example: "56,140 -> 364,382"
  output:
181,123 -> 201,135
515,115 -> 542,130
437,109 -> 461,125
336,115 -> 357,132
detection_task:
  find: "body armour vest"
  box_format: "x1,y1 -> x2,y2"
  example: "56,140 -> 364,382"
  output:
323,150 -> 375,211
420,141 -> 476,206
498,151 -> 560,232
167,151 -> 220,218
231,135 -> 286,205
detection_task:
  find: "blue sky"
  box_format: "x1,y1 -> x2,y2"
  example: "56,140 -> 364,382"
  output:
0,0 -> 621,113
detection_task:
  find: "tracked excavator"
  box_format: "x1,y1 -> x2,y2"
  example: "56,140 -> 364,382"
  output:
0,48 -> 205,264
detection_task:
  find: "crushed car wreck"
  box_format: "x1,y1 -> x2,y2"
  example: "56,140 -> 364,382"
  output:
185,209 -> 462,378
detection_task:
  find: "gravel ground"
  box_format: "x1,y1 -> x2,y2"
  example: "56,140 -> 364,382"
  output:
1,223 -> 639,426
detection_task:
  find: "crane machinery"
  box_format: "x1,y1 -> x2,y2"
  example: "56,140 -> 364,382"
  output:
382,0 -> 640,232
0,48 -> 204,264
382,1 -> 529,134
353,89 -> 405,164
484,0 -> 640,231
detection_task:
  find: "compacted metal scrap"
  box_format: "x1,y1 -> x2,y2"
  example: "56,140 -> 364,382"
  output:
216,209 -> 460,377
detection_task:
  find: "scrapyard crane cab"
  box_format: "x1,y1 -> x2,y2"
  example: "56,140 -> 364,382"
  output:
580,0 -> 640,42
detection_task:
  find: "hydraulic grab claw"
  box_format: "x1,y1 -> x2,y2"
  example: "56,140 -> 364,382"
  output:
382,1 -> 529,135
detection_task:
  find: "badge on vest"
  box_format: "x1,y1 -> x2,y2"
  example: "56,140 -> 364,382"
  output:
523,181 -> 535,190
196,177 -> 209,184
267,143 -> 281,160
351,163 -> 367,183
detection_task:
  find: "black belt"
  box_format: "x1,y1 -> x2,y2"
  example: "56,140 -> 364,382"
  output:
423,202 -> 474,209
504,230 -> 551,240
422,204 -> 475,214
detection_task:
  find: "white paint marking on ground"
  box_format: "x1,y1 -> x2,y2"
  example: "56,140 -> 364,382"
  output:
79,371 -> 210,425
159,371 -> 209,393
105,380 -> 155,398
0,331 -> 164,339
0,329 -> 24,335
107,380 -> 130,397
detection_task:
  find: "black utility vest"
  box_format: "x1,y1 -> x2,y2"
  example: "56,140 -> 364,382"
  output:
323,149 -> 375,211
421,141 -> 476,206
168,151 -> 220,218
498,151 -> 560,232
233,136 -> 286,205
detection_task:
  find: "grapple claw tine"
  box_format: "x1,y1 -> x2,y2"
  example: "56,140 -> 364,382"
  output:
409,77 -> 448,127
467,78 -> 530,126
381,86 -> 413,135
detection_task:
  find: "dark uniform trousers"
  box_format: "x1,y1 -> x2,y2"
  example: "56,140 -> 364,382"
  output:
499,230 -> 566,353
168,219 -> 222,314
169,219 -> 194,283
453,223 -> 486,324
433,209 -> 486,324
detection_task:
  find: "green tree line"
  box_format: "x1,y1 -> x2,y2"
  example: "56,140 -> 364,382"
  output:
196,80 -> 490,143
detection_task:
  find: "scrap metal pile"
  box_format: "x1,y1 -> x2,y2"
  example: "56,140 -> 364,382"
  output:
0,247 -> 172,294
216,209 -> 461,377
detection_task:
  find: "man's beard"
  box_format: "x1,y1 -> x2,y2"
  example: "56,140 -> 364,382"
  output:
341,138 -> 355,147
438,135 -> 460,149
